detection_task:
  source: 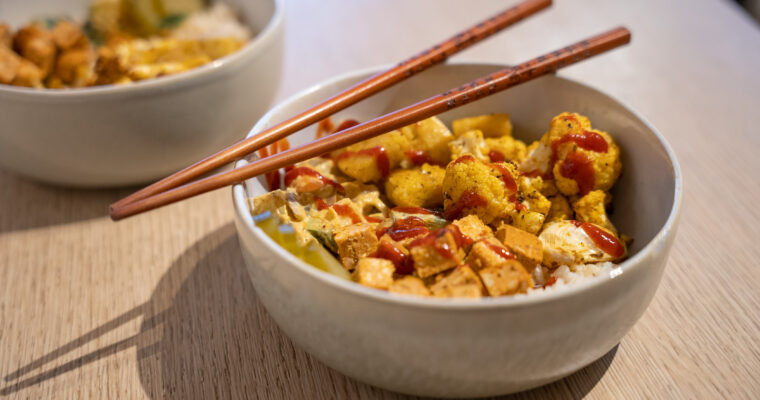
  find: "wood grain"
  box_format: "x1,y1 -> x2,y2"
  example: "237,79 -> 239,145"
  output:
1,0 -> 759,398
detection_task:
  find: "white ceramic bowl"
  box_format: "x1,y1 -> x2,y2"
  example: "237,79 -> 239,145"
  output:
233,63 -> 682,397
0,0 -> 283,186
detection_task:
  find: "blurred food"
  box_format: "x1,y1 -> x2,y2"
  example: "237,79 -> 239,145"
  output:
250,112 -> 629,298
0,0 -> 251,89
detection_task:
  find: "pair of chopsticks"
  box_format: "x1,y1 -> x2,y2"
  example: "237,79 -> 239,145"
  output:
110,0 -> 631,221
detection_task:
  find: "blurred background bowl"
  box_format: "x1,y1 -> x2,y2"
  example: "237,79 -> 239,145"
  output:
0,0 -> 283,187
233,63 -> 682,397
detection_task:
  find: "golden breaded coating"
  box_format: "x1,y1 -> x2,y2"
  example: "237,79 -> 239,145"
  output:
542,112 -> 592,145
494,223 -> 543,267
400,116 -> 454,165
384,164 -> 445,208
552,128 -> 622,196
54,48 -> 93,85
334,223 -> 379,270
335,129 -> 412,183
546,194 -> 573,223
429,265 -> 484,298
479,259 -> 532,296
11,59 -> 43,88
485,136 -> 527,162
388,276 -> 430,297
451,215 -> 493,246
410,230 -> 465,278
573,190 -> 618,234
442,157 -> 519,224
448,129 -> 489,162
51,21 -> 86,50
0,24 -> 12,48
0,46 -> 21,84
13,25 -> 56,77
352,258 -> 395,289
452,114 -> 513,138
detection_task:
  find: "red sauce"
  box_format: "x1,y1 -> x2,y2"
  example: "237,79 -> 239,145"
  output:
559,151 -> 595,195
283,166 -> 345,194
483,241 -> 515,260
451,154 -> 476,165
364,216 -> 383,223
336,146 -> 390,178
490,163 -> 518,193
332,203 -> 364,224
314,198 -> 330,211
551,130 -> 608,156
392,206 -> 434,215
384,216 -> 430,241
372,240 -> 414,275
315,118 -> 334,139
405,149 -> 434,166
544,276 -> 558,287
488,150 -> 506,163
571,220 -> 625,258
335,119 -> 360,132
443,190 -> 487,220
408,226 -> 467,259
264,170 -> 281,191
446,224 -> 474,247
512,199 -> 526,211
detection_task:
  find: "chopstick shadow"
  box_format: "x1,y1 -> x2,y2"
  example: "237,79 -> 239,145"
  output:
0,168 -> 137,233
0,223 -> 617,399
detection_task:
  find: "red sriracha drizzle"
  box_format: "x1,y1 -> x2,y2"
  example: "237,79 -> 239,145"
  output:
559,151 -> 595,195
283,166 -> 345,194
551,130 -> 608,156
335,119 -> 360,132
392,206 -> 435,215
443,190 -> 487,221
488,150 -> 506,163
408,225 -> 466,259
490,163 -> 525,211
336,146 -> 390,178
331,203 -> 364,224
405,149 -> 434,166
451,154 -> 476,165
371,240 -> 414,275
571,220 -> 625,258
379,216 -> 430,241
482,240 -> 515,260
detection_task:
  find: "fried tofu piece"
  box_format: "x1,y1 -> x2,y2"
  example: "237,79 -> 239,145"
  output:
352,258 -> 395,289
13,25 -> 56,77
451,215 -> 493,246
11,59 -> 43,88
442,156 -> 519,224
485,135 -> 527,162
429,265 -> 484,298
479,259 -> 533,296
467,238 -> 513,271
51,21 -> 86,50
448,129 -> 490,162
410,230 -> 464,278
401,116 -> 454,165
384,163 -> 445,208
388,276 -> 430,297
335,129 -> 412,183
334,223 -> 378,270
546,194 -> 573,223
0,24 -> 12,48
54,48 -> 93,85
573,190 -> 617,234
0,46 -> 21,84
494,224 -> 543,267
452,114 -> 513,138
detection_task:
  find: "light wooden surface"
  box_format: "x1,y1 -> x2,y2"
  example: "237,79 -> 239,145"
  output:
1,0 -> 759,398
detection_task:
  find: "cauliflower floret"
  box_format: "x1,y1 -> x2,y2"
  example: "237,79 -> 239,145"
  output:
452,114 -> 513,138
542,112 -> 592,145
572,190 -> 617,234
442,156 -> 519,224
539,220 -> 626,267
485,135 -> 527,162
448,129 -> 489,162
546,194 -> 573,223
335,129 -> 413,183
519,141 -> 552,178
385,164 -> 445,208
400,116 -> 454,166
552,128 -> 622,196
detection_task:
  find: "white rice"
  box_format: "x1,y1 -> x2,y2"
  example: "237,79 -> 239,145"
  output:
171,3 -> 252,41
526,261 -> 619,295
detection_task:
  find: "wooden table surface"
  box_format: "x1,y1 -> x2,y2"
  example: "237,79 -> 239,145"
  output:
1,0 -> 759,398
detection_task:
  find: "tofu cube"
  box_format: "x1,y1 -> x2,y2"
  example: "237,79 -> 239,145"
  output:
352,258 -> 395,290
410,230 -> 464,278
429,265 -> 484,298
466,239 -> 513,271
451,215 -> 493,246
334,223 -> 378,270
479,259 -> 533,296
388,276 -> 430,297
495,223 -> 543,267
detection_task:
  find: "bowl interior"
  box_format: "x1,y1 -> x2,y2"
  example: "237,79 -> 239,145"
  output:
242,63 -> 678,264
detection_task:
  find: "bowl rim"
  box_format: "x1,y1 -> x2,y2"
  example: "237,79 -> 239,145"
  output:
0,0 -> 283,98
232,61 -> 683,310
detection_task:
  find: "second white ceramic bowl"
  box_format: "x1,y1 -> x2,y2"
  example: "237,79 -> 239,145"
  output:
0,0 -> 283,186
233,63 -> 682,397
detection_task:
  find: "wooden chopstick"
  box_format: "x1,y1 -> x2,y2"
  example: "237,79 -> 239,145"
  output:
110,27 -> 631,221
110,0 -> 552,210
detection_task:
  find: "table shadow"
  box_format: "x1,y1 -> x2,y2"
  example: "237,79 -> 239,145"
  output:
0,223 -> 618,399
0,168 -> 136,233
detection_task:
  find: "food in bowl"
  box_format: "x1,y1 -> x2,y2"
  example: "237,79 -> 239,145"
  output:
0,0 -> 251,88
249,111 -> 631,298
